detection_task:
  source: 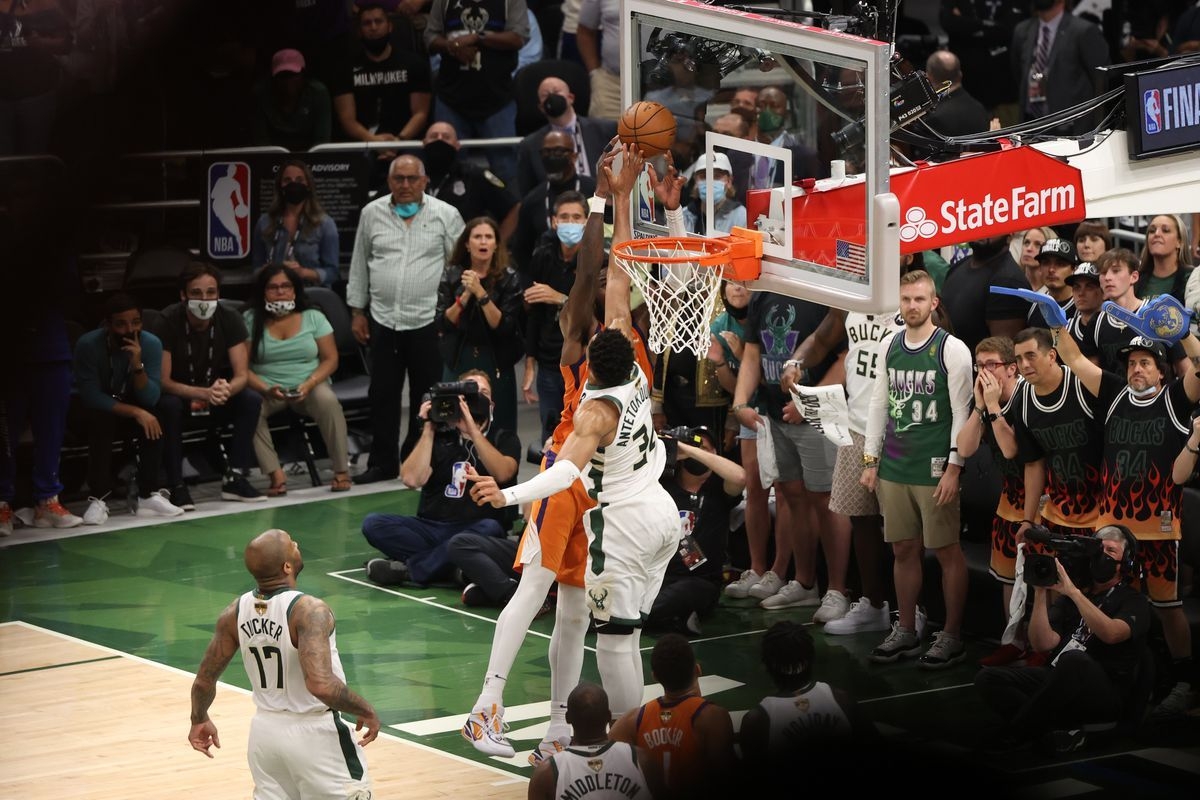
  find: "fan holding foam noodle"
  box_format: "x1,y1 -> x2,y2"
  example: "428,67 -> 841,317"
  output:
1102,294 -> 1194,344
617,101 -> 677,157
989,285 -> 1070,329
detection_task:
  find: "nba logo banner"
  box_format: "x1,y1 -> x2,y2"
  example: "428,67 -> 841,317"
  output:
207,161 -> 251,259
1144,89 -> 1162,135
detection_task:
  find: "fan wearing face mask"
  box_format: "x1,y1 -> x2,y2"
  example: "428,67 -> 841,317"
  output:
251,160 -> 340,287
511,129 -> 596,269
682,153 -> 746,237
421,121 -> 521,245
515,76 -> 617,196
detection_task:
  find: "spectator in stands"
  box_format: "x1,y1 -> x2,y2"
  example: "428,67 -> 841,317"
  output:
1026,238 -> 1078,329
751,86 -> 822,188
158,263 -> 264,510
940,233 -> 1030,354
251,159 -> 340,287
422,121 -> 520,243
361,369 -> 519,587
558,0 -> 584,63
515,75 -> 616,196
728,86 -> 759,137
348,155 -> 465,484
1073,218 -> 1112,264
515,8 -> 543,74
520,190 -> 589,454
243,264 -> 351,496
74,293 -> 185,523
940,0 -> 1026,123
645,427 -> 745,636
425,0 -> 529,184
252,49 -> 332,151
645,51 -> 716,123
436,216 -> 524,432
1011,0 -> 1108,135
682,152 -> 745,236
1176,2 -> 1200,53
1139,214 -> 1193,303
1015,226 -> 1055,291
577,0 -> 621,118
0,0 -> 71,155
511,130 -> 595,268
1065,261 -> 1103,347
332,4 -> 432,147
921,50 -> 989,138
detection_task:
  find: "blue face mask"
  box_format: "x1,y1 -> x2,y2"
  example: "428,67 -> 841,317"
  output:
556,222 -> 585,246
697,179 -> 727,205
393,201 -> 421,219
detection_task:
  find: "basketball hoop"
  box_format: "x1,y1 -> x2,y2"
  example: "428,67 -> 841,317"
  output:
611,228 -> 762,356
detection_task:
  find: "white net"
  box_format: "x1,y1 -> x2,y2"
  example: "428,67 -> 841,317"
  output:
612,238 -> 730,356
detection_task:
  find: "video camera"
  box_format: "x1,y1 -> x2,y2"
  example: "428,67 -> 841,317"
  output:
659,425 -> 711,479
426,381 -> 490,429
1023,525 -> 1104,588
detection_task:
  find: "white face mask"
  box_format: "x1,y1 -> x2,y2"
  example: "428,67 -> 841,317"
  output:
187,299 -> 218,320
264,300 -> 296,316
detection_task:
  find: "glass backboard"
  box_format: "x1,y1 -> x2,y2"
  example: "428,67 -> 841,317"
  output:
622,0 -> 899,313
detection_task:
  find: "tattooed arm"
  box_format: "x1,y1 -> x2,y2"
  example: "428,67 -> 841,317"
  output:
292,595 -> 381,745
188,600 -> 240,757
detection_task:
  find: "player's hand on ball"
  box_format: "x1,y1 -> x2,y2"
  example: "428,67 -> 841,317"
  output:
189,720 -> 221,758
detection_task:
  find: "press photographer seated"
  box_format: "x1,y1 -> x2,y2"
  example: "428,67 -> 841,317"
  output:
361,371 -> 520,587
974,525 -> 1151,754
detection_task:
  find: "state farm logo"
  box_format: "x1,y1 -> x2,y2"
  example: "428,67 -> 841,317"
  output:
899,184 -> 1079,241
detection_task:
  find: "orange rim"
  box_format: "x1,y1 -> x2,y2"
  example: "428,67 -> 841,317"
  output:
611,236 -> 732,269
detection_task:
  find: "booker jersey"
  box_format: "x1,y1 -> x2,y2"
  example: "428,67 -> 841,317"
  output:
880,328 -> 958,486
550,741 -> 649,800
1013,366 -> 1103,529
634,696 -> 708,794
1097,373 -> 1193,540
580,363 -> 665,504
844,311 -> 905,435
758,683 -> 852,755
237,588 -> 343,714
552,326 -> 655,452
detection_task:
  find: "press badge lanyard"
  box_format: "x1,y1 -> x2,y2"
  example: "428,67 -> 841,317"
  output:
107,346 -> 129,400
1069,585 -> 1118,645
274,219 -> 301,262
185,319 -> 216,387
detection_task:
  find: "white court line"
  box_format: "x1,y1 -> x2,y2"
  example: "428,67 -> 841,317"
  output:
643,627 -> 769,651
0,620 -> 525,784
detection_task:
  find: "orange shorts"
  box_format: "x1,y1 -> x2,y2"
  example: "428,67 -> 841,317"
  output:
513,457 -> 596,589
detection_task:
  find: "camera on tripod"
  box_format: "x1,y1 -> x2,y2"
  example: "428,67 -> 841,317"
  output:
1023,525 -> 1103,588
427,380 -> 480,427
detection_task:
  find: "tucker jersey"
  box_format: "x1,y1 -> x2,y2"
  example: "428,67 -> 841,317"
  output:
550,741 -> 649,800
634,695 -> 708,794
1097,373 -> 1193,540
880,327 -> 956,486
1013,366 -> 1103,529
237,588 -> 344,714
580,362 -> 665,504
758,683 -> 852,755
552,326 -> 655,452
844,311 -> 905,435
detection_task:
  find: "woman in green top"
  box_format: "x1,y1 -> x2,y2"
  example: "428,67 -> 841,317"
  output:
244,265 -> 351,495
1138,213 -> 1193,304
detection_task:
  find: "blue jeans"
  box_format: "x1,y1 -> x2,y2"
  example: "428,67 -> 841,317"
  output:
362,513 -> 505,585
0,360 -> 71,501
433,100 -> 517,186
535,362 -> 566,446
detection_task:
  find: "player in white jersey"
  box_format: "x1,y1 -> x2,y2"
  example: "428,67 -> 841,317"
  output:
189,529 -> 379,800
528,683 -> 658,800
471,144 -> 680,718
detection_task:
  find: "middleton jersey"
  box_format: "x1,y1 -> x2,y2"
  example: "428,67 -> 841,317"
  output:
237,588 -> 344,714
1013,366 -> 1103,529
844,311 -> 905,435
987,384 -> 1027,523
634,695 -> 708,794
550,741 -> 648,800
758,683 -> 852,755
1097,373 -> 1193,540
580,363 -> 665,503
879,328 -> 961,486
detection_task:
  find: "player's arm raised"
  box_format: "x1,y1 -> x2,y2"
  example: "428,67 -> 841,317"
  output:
603,143 -> 645,332
188,600 -> 240,757
292,595 -> 380,745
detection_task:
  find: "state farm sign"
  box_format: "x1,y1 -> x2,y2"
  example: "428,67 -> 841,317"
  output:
901,183 -> 1079,242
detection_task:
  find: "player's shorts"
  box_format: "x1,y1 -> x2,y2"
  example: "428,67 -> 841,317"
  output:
769,418 -> 836,492
513,452 -> 596,588
829,430 -> 879,517
1133,538 -> 1181,607
877,478 -> 960,549
248,709 -> 371,800
582,483 -> 680,626
989,516 -> 1024,584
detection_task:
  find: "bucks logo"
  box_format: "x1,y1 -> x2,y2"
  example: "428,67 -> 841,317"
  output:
588,586 -> 609,611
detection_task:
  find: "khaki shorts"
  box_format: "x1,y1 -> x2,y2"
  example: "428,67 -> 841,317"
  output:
877,478 -> 961,549
829,430 -> 880,517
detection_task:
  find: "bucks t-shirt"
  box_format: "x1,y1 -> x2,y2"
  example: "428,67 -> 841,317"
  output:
331,48 -> 431,135
743,292 -> 843,421
160,302 -> 247,385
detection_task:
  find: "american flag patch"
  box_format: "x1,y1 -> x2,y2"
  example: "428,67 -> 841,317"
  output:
835,240 -> 866,276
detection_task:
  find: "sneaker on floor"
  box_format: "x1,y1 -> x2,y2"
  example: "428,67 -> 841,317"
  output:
748,570 -> 785,600
684,611 -> 703,636
0,502 -> 12,537
813,589 -> 852,623
824,599 -> 891,635
136,489 -> 185,517
461,583 -> 488,606
1152,681 -> 1197,718
1039,728 -> 1087,755
33,496 -> 83,529
169,484 -> 195,512
979,643 -> 1026,668
724,569 -> 761,599
365,558 -> 409,586
221,474 -> 267,503
869,623 -> 922,663
528,734 -> 570,766
760,579 -> 819,609
82,496 -> 110,526
462,704 -> 515,758
918,631 -> 966,670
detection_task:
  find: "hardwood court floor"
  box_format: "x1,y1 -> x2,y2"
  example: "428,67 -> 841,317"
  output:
2,489 -> 1199,797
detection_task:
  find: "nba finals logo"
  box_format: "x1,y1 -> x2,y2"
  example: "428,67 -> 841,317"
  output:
207,161 -> 251,259
1144,89 -> 1162,135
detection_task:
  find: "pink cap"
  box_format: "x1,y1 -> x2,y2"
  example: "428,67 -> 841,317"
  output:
271,49 -> 306,76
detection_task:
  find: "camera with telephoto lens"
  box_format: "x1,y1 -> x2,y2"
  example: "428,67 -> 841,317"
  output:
659,425 -> 708,479
1023,525 -> 1104,588
427,381 -> 481,427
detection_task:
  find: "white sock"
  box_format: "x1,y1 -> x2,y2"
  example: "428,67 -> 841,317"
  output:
547,584 -> 588,740
475,564 -> 556,710
596,628 -> 645,717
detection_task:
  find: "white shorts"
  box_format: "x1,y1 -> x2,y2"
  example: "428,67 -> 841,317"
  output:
248,709 -> 372,800
583,483 -> 680,626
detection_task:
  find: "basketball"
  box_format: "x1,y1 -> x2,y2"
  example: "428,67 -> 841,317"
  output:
234,204 -> 249,218
617,101 -> 677,157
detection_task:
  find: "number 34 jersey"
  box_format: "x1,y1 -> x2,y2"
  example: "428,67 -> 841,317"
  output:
237,588 -> 344,713
580,363 -> 666,504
